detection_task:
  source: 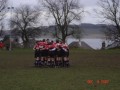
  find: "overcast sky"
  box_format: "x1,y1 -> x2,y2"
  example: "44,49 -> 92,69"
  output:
7,0 -> 100,25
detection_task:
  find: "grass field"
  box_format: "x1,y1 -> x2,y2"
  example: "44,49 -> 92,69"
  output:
0,48 -> 120,90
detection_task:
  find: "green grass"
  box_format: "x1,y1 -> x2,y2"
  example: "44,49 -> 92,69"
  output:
0,48 -> 120,90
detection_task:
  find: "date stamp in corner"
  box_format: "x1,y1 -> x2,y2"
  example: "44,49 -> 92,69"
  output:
86,79 -> 110,87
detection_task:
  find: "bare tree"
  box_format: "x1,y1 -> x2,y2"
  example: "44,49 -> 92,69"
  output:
0,0 -> 7,20
10,5 -> 40,47
0,23 -> 4,37
96,0 -> 120,41
41,0 -> 84,42
72,26 -> 82,42
0,0 -> 8,36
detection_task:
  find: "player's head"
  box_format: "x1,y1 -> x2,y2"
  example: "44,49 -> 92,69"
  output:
56,39 -> 59,43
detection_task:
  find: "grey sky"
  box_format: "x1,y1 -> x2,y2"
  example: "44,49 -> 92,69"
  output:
8,0 -> 100,25
8,0 -> 38,7
80,0 -> 98,7
8,0 -> 99,7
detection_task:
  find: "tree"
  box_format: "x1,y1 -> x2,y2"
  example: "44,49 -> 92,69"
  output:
42,0 -> 84,42
0,0 -> 8,37
0,0 -> 7,21
102,25 -> 118,42
10,5 -> 40,47
72,25 -> 82,42
0,23 -> 4,37
96,0 -> 120,41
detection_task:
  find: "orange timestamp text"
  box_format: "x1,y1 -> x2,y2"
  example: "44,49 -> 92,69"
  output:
86,79 -> 110,85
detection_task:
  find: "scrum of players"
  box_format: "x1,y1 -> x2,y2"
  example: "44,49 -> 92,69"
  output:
33,39 -> 69,68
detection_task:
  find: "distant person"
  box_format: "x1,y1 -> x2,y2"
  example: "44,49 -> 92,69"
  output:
101,41 -> 105,49
0,41 -> 5,49
5,43 -> 12,51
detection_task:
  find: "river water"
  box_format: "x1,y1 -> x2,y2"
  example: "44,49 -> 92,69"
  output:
66,38 -> 111,50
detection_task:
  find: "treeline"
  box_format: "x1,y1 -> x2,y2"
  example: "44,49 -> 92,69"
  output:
0,0 -> 120,48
